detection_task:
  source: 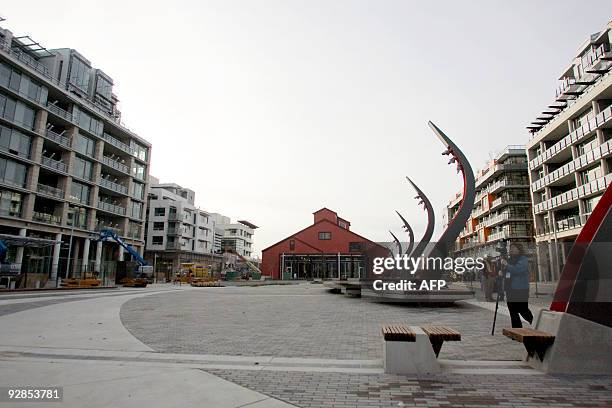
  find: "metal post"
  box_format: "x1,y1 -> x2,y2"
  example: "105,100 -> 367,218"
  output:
65,212 -> 76,280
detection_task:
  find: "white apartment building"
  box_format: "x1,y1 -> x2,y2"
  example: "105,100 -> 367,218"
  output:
210,213 -> 257,259
144,179 -> 217,277
526,20 -> 612,281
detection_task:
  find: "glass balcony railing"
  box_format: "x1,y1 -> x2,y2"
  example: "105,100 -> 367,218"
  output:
41,156 -> 68,173
102,133 -> 133,154
101,156 -> 130,174
97,201 -> 126,216
99,178 -> 128,195
45,129 -> 71,147
37,183 -> 64,199
32,211 -> 61,225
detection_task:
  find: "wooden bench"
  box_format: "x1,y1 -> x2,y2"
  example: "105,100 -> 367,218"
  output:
421,326 -> 461,357
382,325 -> 416,342
503,328 -> 555,361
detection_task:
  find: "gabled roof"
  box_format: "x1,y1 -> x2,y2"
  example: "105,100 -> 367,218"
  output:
313,207 -> 337,215
261,218 -> 387,253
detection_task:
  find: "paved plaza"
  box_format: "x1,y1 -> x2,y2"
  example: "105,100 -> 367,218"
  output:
120,284 -> 525,360
0,283 -> 610,407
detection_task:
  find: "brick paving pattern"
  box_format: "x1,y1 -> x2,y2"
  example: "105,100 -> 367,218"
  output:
208,369 -> 612,408
120,284 -> 524,360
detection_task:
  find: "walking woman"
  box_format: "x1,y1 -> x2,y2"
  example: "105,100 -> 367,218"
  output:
501,243 -> 533,328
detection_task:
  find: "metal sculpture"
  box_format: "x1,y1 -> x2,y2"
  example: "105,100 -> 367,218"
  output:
395,211 -> 415,256
406,177 -> 435,260
427,121 -> 476,261
388,230 -> 402,255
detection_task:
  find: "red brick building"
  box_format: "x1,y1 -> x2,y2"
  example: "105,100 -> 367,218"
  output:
261,208 -> 388,280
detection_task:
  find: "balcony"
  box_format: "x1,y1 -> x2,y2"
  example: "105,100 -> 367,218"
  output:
102,133 -> 133,154
44,129 -> 71,148
529,105 -> 612,170
532,139 -> 612,192
165,242 -> 181,250
166,227 -> 180,235
46,102 -> 74,123
168,213 -> 179,221
37,183 -> 64,199
534,173 -> 612,214
101,155 -> 130,174
97,201 -> 126,216
41,156 -> 68,173
536,214 -> 589,237
32,211 -> 61,225
99,178 -> 128,195
94,224 -> 122,235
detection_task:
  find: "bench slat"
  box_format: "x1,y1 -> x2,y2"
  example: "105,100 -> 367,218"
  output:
421,326 -> 461,341
382,325 -> 415,342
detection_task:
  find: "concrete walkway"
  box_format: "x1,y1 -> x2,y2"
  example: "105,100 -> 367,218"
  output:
0,286 -> 296,408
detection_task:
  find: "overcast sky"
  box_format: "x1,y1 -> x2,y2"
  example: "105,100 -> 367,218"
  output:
2,1 -> 610,256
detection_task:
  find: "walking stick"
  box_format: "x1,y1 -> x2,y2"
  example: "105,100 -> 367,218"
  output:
491,276 -> 504,336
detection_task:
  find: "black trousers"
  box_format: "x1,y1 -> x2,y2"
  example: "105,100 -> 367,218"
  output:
506,289 -> 533,328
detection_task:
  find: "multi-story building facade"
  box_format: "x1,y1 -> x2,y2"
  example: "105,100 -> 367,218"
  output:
210,213 -> 257,259
144,179 -> 218,278
526,21 -> 612,282
0,24 -> 151,286
448,146 -> 533,260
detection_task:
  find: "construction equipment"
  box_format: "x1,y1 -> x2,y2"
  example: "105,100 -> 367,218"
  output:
97,229 -> 152,287
222,248 -> 262,280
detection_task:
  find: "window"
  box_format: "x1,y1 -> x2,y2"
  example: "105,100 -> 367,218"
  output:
132,163 -> 145,181
580,166 -> 602,184
154,207 -> 165,216
0,189 -> 22,217
132,182 -> 145,200
73,107 -> 103,136
130,201 -> 143,219
95,75 -> 112,101
349,242 -> 364,252
131,142 -> 148,161
153,222 -> 164,231
585,195 -> 602,214
318,232 -> 331,240
0,125 -> 30,157
68,56 -> 91,92
0,157 -> 27,187
73,157 -> 93,180
70,181 -> 90,204
0,93 -> 35,129
74,133 -> 95,156
152,236 -> 163,245
67,206 -> 87,229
